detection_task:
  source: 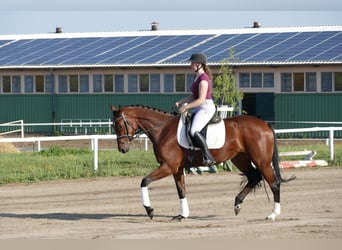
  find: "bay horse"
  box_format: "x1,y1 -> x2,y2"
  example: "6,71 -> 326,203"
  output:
111,105 -> 295,221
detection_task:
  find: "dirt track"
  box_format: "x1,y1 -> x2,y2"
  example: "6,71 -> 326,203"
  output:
0,167 -> 341,239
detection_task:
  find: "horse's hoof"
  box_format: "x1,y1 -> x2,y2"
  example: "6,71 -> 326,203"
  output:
266,212 -> 276,221
171,214 -> 185,222
144,206 -> 154,219
234,204 -> 241,216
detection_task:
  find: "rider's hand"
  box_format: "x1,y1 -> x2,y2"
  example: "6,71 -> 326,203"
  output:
179,106 -> 187,113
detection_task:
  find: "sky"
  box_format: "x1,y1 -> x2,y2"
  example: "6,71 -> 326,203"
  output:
0,0 -> 341,35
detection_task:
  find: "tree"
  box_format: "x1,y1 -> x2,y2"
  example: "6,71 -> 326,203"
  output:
212,47 -> 243,113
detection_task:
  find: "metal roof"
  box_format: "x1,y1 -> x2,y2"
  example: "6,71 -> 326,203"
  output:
0,25 -> 341,69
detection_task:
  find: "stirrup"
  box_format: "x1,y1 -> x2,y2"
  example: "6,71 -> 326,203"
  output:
203,158 -> 216,166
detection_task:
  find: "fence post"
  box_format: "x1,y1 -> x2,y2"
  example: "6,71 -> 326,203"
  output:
37,140 -> 41,151
144,137 -> 148,151
329,128 -> 334,161
93,137 -> 98,172
20,120 -> 24,138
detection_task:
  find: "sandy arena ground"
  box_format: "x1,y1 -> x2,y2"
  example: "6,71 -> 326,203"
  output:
0,166 -> 341,239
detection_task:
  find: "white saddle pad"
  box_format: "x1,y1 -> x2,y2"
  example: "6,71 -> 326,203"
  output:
177,117 -> 225,150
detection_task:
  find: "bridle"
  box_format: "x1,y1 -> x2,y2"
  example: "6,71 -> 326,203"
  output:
113,110 -> 176,142
113,112 -> 136,141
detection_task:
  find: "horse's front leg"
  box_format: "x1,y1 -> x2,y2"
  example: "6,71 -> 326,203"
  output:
140,164 -> 172,219
172,167 -> 189,221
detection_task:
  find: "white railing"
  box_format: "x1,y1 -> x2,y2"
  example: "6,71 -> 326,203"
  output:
0,120 -> 112,137
0,120 -> 24,138
0,134 -> 149,172
275,127 -> 342,161
1,124 -> 342,171
61,119 -> 112,134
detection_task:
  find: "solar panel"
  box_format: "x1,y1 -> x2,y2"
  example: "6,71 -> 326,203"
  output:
289,32 -> 342,61
0,27 -> 341,67
137,35 -> 212,64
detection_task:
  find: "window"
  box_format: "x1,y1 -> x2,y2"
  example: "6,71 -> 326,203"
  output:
12,76 -> 21,93
104,74 -> 113,92
164,74 -> 174,92
139,74 -> 149,92
115,74 -> 124,92
335,72 -> 342,91
321,72 -> 332,92
58,75 -> 68,93
175,74 -> 185,92
45,75 -> 54,93
186,74 -> 195,92
239,73 -> 250,87
2,75 -> 21,93
128,74 -> 138,92
93,74 -> 103,92
251,73 -> 262,88
293,73 -> 304,91
281,73 -> 292,92
263,73 -> 274,88
306,72 -> 316,92
69,75 -> 79,92
24,75 -> 34,93
80,75 -> 89,93
239,72 -> 274,88
35,75 -> 44,92
2,76 -> 11,93
150,74 -> 160,92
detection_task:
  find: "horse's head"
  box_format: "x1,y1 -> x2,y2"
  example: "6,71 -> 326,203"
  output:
111,105 -> 138,153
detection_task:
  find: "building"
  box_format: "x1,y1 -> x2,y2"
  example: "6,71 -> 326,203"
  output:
0,24 -> 341,134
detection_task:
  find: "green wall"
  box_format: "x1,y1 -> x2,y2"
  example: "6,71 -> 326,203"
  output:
0,94 -> 187,133
1,93 -> 341,135
274,93 -> 342,137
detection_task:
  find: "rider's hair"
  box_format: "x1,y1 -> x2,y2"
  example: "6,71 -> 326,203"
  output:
203,64 -> 212,80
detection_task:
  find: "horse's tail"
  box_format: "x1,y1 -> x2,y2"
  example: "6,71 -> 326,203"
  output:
268,123 -> 296,184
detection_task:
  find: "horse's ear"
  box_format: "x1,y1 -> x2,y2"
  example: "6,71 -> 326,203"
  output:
110,105 -> 116,113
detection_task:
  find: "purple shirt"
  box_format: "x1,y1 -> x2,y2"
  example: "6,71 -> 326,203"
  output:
191,73 -> 212,100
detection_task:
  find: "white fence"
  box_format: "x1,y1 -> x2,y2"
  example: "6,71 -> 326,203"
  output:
0,120 -> 113,138
0,120 -> 24,137
0,134 -> 149,172
1,123 -> 342,171
61,119 -> 112,134
275,127 -> 342,161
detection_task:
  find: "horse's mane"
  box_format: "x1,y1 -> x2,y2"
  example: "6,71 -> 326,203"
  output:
123,104 -> 177,116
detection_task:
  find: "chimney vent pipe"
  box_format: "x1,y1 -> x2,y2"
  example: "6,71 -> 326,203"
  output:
56,27 -> 63,33
151,22 -> 159,31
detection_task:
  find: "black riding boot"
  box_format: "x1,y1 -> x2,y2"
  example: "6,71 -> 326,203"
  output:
192,131 -> 216,166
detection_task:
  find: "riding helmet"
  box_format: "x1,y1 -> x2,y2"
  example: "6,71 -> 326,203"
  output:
189,53 -> 207,65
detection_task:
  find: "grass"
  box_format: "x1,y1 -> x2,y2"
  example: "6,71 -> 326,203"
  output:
0,141 -> 341,184
0,147 -> 157,185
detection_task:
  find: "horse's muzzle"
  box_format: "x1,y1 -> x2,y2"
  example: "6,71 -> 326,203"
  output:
117,140 -> 130,153
118,147 -> 129,153
118,143 -> 130,153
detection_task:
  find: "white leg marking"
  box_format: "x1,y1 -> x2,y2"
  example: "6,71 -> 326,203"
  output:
266,202 -> 281,221
141,186 -> 151,207
180,198 -> 189,218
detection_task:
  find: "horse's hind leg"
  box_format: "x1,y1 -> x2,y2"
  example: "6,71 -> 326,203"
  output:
231,153 -> 262,216
257,163 -> 281,220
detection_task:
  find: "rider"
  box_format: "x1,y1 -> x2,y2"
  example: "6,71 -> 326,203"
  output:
176,52 -> 216,166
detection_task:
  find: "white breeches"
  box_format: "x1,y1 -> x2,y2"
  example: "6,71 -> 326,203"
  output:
190,99 -> 216,136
